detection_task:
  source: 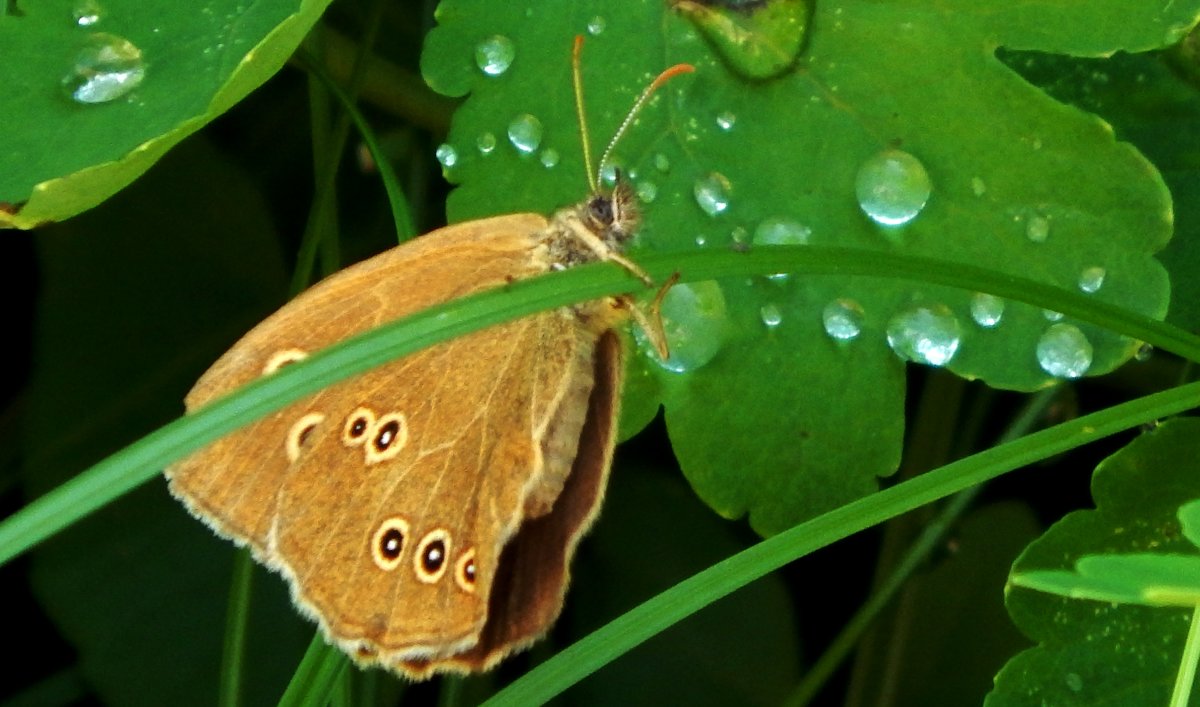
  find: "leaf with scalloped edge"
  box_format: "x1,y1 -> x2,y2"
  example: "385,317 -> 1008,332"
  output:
0,0 -> 334,229
422,0 -> 1187,534
988,420 -> 1200,707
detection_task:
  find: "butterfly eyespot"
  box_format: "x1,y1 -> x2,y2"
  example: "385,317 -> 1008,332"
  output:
365,413 -> 407,464
285,413 -> 325,463
414,529 -> 451,584
455,548 -> 478,594
371,517 -> 410,571
342,407 -> 376,447
262,348 -> 308,375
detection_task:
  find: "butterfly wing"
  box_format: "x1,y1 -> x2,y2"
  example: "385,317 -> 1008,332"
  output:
166,213 -> 624,673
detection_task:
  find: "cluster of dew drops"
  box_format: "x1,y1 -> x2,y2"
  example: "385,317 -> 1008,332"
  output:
60,0 -> 146,104
438,29 -> 1109,382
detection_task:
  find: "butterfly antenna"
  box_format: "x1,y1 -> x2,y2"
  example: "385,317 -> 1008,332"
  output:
572,35 -> 599,194
573,35 -> 694,194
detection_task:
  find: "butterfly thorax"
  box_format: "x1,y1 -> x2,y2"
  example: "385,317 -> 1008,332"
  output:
540,180 -> 640,272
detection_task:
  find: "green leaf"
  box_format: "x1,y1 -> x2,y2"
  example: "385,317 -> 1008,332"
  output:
989,419 -> 1200,706
0,0 -> 334,228
420,0 -> 1184,534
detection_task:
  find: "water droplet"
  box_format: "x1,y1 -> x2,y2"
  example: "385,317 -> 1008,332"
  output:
638,281 -> 729,373
970,293 -> 1004,328
507,113 -> 543,154
600,163 -> 619,187
1043,310 -> 1064,322
695,234 -> 707,247
716,111 -> 736,131
1065,673 -> 1083,692
653,153 -> 671,172
435,144 -> 458,169
971,176 -> 986,197
693,172 -> 731,217
476,132 -> 496,155
823,299 -> 864,341
1135,342 -> 1154,361
587,16 -> 606,35
753,217 -> 810,281
72,0 -> 103,26
855,149 -> 932,226
1037,324 -> 1093,378
539,148 -> 559,168
760,303 -> 782,328
1026,214 -> 1050,243
636,180 -> 657,203
62,33 -> 146,104
1078,266 -> 1106,293
475,35 -> 515,76
886,305 -> 961,366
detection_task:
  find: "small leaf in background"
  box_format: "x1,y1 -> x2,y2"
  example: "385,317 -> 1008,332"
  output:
672,0 -> 812,80
988,419 -> 1200,706
0,0 -> 335,228
420,0 -> 1186,533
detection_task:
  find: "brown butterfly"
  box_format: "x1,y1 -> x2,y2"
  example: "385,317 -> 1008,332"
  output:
165,37 -> 693,678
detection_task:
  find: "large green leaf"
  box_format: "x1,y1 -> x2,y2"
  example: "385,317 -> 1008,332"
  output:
421,0 -> 1185,534
988,419 -> 1200,707
0,0 -> 334,228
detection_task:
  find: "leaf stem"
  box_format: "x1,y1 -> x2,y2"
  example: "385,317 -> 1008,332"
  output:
1170,605 -> 1200,707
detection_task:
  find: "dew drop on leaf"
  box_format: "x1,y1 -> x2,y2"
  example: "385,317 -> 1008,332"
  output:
474,35 -> 515,76
1078,266 -> 1106,293
507,114 -> 542,154
823,299 -> 864,341
638,281 -> 729,373
969,293 -> 1004,328
1037,324 -> 1093,378
886,305 -> 961,366
693,172 -> 732,217
855,149 -> 931,226
62,33 -> 145,104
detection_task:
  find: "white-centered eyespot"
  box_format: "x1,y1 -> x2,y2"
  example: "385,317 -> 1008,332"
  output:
371,517 -> 410,571
285,412 -> 325,463
342,407 -> 376,447
414,529 -> 451,584
365,412 -> 407,464
454,548 -> 478,594
263,348 -> 308,375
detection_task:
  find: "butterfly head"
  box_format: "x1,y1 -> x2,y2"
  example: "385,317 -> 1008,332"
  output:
582,175 -> 640,250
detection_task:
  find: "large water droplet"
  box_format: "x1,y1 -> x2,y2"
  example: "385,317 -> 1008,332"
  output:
435,144 -> 458,169
507,113 -> 543,154
693,172 -> 731,217
855,149 -> 931,226
539,148 -> 559,168
1026,214 -> 1050,243
475,35 -> 515,76
970,293 -> 1004,328
823,299 -> 864,341
639,281 -> 729,373
760,303 -> 782,328
62,33 -> 146,104
476,132 -> 496,155
753,217 -> 810,281
1078,266 -> 1106,293
72,0 -> 103,26
1037,323 -> 1093,378
716,111 -> 736,131
586,16 -> 606,35
886,305 -> 961,366
1043,309 -> 1064,322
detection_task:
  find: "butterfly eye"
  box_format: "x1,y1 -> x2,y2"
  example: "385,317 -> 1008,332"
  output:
365,413 -> 407,464
414,529 -> 451,584
455,548 -> 477,593
262,348 -> 308,375
587,195 -> 614,225
285,412 -> 325,463
342,407 -> 376,447
371,517 -> 410,571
